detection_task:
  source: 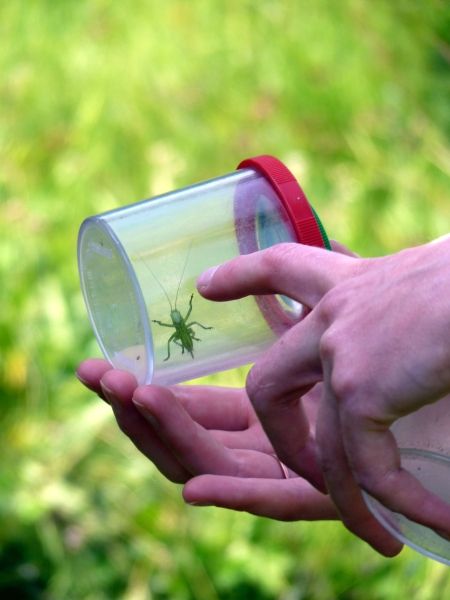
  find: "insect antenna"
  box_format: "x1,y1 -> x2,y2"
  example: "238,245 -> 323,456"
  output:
141,258 -> 173,311
174,241 -> 192,309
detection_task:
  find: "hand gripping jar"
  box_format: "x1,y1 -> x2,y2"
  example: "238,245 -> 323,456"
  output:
364,397 -> 450,566
77,155 -> 330,386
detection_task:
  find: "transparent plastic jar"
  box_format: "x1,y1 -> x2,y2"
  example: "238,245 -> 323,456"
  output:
364,394 -> 450,566
77,155 -> 329,386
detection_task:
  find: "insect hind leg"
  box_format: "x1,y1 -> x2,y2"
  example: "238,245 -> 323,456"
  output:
164,332 -> 177,361
187,327 -> 201,342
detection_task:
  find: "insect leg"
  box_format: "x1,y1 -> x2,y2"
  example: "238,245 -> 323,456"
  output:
187,321 -> 213,330
164,332 -> 177,361
188,327 -> 201,342
176,338 -> 185,354
152,320 -> 174,328
184,294 -> 194,321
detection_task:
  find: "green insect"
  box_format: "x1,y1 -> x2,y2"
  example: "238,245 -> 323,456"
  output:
152,292 -> 213,361
144,249 -> 213,361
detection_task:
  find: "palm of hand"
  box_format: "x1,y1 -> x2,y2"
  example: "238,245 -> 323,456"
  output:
77,358 -> 336,521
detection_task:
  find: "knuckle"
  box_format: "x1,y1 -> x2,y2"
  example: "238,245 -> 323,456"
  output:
245,365 -> 267,407
260,243 -> 297,275
245,366 -> 259,401
319,336 -> 363,404
319,328 -> 337,361
330,368 -> 360,404
356,468 -> 395,499
233,452 -> 250,478
319,326 -> 349,369
245,365 -> 274,414
317,288 -> 344,322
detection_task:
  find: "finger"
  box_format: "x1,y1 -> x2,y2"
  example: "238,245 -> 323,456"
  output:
245,312 -> 326,491
302,383 -> 323,435
211,424 -> 272,453
316,381 -> 403,557
341,410 -> 450,538
132,385 -> 286,479
170,385 -> 250,430
100,371 -> 190,483
133,385 -> 235,475
197,243 -> 355,307
183,475 -> 338,521
77,358 -> 113,399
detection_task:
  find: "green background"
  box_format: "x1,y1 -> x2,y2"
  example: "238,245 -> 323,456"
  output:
1,1 -> 449,598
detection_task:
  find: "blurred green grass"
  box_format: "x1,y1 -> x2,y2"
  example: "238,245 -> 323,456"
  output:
1,0 -> 449,598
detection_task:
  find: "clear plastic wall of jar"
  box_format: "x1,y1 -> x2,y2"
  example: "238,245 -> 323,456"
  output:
78,167 -> 307,386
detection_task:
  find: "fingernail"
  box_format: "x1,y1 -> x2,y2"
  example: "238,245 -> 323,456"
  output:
132,398 -> 158,427
75,372 -> 90,387
197,265 -> 219,290
100,381 -> 116,404
186,500 -> 212,507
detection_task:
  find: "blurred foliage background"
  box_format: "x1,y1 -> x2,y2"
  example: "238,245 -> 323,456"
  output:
1,0 -> 449,598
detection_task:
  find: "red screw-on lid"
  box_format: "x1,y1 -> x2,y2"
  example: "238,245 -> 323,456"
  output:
237,155 -> 326,248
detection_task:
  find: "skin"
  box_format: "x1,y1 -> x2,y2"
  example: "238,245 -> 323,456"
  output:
76,359 -> 338,523
77,235 -> 450,558
76,241 -> 406,557
196,234 -> 450,557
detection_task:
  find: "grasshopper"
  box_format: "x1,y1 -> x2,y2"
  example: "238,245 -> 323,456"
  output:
143,247 -> 213,361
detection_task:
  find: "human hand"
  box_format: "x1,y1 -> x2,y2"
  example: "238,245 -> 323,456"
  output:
76,359 -> 337,521
197,235 -> 450,556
